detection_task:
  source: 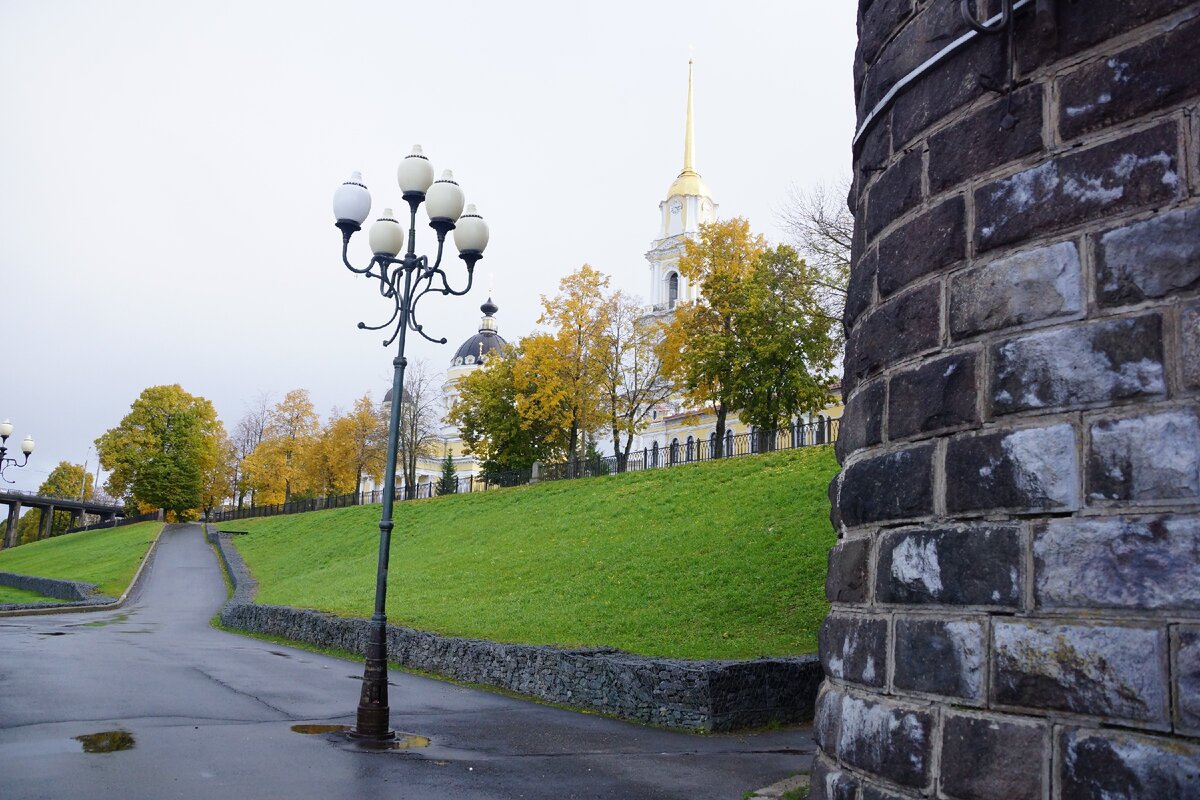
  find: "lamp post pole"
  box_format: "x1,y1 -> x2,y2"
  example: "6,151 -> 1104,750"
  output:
0,419 -> 35,484
332,145 -> 489,741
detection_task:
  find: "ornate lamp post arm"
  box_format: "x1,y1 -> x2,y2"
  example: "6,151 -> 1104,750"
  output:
332,145 -> 489,742
0,420 -> 34,484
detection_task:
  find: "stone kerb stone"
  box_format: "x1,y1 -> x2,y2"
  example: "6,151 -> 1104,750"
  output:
209,531 -> 821,732
831,2 -> 1200,797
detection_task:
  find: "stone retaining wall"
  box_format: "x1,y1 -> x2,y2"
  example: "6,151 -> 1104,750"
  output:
209,529 -> 821,732
0,571 -> 111,607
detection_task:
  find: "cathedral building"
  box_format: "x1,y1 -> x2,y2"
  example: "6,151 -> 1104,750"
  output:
374,61 -> 842,495
623,60 -> 843,466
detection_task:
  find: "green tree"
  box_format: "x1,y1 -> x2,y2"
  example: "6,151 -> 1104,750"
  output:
729,244 -> 839,438
659,218 -> 766,457
436,451 -> 458,496
448,343 -> 565,478
95,384 -> 226,519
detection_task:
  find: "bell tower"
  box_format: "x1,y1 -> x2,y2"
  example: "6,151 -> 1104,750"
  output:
646,59 -> 718,312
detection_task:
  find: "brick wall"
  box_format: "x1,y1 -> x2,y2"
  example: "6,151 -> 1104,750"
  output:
822,2 -> 1200,797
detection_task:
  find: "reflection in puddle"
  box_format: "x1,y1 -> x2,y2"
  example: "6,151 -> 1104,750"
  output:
291,724 -> 431,751
292,724 -> 351,734
83,613 -> 131,628
40,632 -> 69,636
389,735 -> 431,750
75,730 -> 135,753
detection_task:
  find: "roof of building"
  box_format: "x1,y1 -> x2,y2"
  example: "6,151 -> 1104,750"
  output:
451,297 -> 507,367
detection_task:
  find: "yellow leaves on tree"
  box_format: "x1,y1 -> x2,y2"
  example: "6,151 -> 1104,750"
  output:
241,389 -> 319,504
517,264 -> 612,464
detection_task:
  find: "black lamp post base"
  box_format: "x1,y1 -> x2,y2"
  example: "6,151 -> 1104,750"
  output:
351,623 -> 394,740
348,726 -> 396,742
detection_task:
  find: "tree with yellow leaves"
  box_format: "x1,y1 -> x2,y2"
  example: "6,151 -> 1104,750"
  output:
341,393 -> 386,496
517,264 -> 612,469
242,389 -> 319,504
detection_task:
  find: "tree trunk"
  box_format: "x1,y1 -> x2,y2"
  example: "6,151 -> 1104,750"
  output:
714,403 -> 728,458
714,404 -> 728,458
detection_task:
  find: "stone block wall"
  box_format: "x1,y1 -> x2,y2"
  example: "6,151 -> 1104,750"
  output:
0,571 -> 108,604
209,531 -> 822,732
822,2 -> 1200,797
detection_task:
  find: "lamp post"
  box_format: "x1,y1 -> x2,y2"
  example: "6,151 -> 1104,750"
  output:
0,419 -> 35,483
333,144 -> 489,741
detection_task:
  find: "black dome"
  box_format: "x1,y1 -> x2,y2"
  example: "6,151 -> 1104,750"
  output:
451,298 -> 506,367
452,331 -> 506,366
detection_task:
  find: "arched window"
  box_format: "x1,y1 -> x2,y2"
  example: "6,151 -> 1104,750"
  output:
670,437 -> 679,465
750,426 -> 759,454
708,431 -> 717,459
686,435 -> 694,462
651,440 -> 659,467
668,272 -> 679,308
725,428 -> 734,457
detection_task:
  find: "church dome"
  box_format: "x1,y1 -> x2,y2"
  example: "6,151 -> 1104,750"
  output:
666,169 -> 711,201
451,298 -> 507,367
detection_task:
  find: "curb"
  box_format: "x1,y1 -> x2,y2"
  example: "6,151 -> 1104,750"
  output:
0,523 -> 168,618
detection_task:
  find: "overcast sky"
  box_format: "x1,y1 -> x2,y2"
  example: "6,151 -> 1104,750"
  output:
0,0 -> 856,494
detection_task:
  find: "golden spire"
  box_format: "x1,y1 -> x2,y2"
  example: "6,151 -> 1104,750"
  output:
666,59 -> 710,200
682,58 -> 696,176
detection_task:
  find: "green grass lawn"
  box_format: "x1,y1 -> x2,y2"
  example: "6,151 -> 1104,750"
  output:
230,446 -> 839,660
0,585 -> 57,604
0,521 -> 163,597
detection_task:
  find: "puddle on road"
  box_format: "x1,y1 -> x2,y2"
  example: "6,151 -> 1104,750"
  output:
82,613 -> 131,628
292,724 -> 351,734
268,650 -> 291,659
291,724 -> 431,751
75,730 -> 135,753
40,631 -> 69,636
388,735 -> 431,750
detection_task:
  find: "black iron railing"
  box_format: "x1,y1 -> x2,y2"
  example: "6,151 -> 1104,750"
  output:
207,418 -> 838,523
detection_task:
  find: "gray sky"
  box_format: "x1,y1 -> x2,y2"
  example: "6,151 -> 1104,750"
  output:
0,0 -> 856,494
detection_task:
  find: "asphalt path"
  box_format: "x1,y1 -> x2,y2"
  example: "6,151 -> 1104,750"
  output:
0,523 -> 814,799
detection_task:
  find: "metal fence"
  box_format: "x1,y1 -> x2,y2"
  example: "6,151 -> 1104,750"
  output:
68,509 -> 163,533
207,417 -> 838,524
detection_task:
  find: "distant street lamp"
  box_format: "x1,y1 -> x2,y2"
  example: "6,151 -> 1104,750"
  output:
332,145 -> 489,741
0,419 -> 34,483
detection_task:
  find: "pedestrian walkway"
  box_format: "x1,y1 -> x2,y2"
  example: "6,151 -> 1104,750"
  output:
0,523 -> 813,799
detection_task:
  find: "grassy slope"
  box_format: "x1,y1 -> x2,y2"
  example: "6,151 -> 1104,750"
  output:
0,521 -> 163,596
231,446 -> 839,660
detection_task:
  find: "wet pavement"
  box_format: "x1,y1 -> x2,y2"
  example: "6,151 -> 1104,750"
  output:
0,523 -> 814,799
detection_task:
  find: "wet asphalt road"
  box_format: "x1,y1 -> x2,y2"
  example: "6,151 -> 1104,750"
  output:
0,523 -> 814,799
